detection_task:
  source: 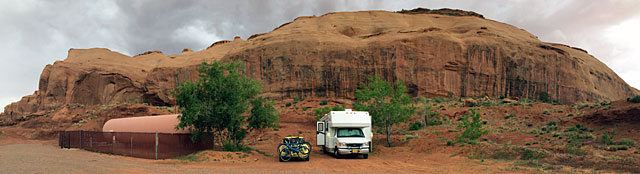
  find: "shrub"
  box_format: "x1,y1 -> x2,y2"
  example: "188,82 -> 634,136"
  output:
446,140 -> 454,146
415,96 -> 427,103
608,145 -> 630,151
408,121 -> 423,131
628,95 -> 640,103
504,113 -> 515,119
302,107 -> 309,111
617,138 -> 636,146
480,101 -> 495,107
601,132 -> 615,145
455,109 -> 488,143
538,91 -> 550,103
578,104 -> 589,109
285,103 -> 292,107
319,100 -> 328,105
405,134 -> 419,141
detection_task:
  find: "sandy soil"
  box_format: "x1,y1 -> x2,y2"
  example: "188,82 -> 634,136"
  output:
0,141 -> 520,174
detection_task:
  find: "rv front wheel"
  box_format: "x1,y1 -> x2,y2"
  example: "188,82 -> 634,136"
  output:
333,147 -> 341,159
363,154 -> 368,159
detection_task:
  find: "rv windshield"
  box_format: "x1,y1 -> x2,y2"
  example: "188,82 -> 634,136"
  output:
337,128 -> 364,138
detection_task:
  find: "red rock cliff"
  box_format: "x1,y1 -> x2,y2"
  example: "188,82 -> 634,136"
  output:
2,10 -> 638,122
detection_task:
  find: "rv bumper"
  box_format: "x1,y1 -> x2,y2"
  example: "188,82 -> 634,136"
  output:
338,148 -> 370,155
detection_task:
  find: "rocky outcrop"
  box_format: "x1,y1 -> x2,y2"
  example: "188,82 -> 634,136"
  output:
2,9 -> 638,122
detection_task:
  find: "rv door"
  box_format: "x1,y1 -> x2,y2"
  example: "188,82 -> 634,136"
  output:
316,121 -> 325,146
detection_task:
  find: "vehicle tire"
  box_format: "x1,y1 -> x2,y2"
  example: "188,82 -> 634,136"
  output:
299,145 -> 310,161
363,154 -> 369,159
278,144 -> 291,162
304,142 -> 312,151
333,147 -> 341,159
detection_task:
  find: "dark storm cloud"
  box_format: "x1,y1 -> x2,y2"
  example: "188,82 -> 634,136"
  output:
1,0 -> 639,112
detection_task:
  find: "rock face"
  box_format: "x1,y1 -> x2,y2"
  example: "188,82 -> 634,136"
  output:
2,9 -> 638,121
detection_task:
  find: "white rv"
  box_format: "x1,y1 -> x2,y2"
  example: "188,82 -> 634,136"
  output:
316,109 -> 372,159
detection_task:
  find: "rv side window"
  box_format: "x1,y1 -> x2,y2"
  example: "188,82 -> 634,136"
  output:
317,123 -> 323,132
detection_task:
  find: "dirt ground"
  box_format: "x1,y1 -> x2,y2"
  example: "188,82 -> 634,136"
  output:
2,98 -> 640,173
0,140 -> 520,174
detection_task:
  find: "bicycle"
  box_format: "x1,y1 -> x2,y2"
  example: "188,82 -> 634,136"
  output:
277,136 -> 311,162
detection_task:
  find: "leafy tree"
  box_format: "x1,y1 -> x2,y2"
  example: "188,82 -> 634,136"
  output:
455,109 -> 488,144
354,76 -> 415,147
174,60 -> 274,150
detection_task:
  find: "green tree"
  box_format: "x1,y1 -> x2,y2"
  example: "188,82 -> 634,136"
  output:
174,60 -> 273,150
455,109 -> 488,144
354,76 -> 415,147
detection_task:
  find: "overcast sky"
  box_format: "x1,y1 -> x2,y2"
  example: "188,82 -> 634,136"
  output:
1,0 -> 639,112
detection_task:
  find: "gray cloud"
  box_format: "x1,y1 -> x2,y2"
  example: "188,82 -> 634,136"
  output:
1,0 -> 639,112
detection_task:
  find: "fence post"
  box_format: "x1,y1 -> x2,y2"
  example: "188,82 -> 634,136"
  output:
155,131 -> 158,160
67,131 -> 70,149
130,134 -> 133,157
79,130 -> 82,149
59,131 -> 63,149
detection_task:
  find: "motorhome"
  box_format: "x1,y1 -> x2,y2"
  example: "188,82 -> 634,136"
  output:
316,109 -> 372,159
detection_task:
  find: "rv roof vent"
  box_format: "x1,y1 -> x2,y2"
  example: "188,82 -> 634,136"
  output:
345,109 -> 352,112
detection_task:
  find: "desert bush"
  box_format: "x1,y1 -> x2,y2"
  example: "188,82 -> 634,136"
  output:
617,138 -> 636,147
628,95 -> 640,103
455,109 -> 488,144
504,113 -> 515,119
415,96 -> 427,103
319,99 -> 328,105
405,134 -> 419,141
538,91 -> 550,103
480,101 -> 495,107
408,121 -> 423,131
446,140 -> 454,146
601,132 -> 615,145
608,145 -> 630,151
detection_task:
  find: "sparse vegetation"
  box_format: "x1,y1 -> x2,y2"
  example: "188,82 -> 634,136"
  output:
176,153 -> 206,163
319,99 -> 328,105
455,109 -> 488,144
628,95 -> 640,103
601,132 -> 615,145
504,113 -> 515,119
617,138 -> 636,147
